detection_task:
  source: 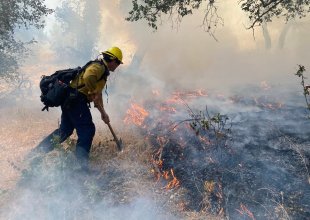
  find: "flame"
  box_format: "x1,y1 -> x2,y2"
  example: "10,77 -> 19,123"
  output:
151,157 -> 181,189
236,203 -> 256,220
166,95 -> 183,105
159,105 -> 177,113
155,159 -> 163,168
164,169 -> 180,189
253,97 -> 283,110
165,89 -> 208,104
124,103 -> 149,126
162,171 -> 170,180
151,156 -> 163,182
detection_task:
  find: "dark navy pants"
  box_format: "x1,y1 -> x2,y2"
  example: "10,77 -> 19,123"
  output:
36,94 -> 95,165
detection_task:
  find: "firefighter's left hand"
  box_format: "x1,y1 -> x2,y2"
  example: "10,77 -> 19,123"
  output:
101,111 -> 110,124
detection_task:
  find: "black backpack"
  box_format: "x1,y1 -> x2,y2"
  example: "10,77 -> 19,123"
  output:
40,60 -> 109,111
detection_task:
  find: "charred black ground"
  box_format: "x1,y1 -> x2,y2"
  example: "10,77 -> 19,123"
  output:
1,86 -> 309,220
143,89 -> 310,220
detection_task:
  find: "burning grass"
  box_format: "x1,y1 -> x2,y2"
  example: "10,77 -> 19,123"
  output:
120,88 -> 310,219
1,85 -> 310,219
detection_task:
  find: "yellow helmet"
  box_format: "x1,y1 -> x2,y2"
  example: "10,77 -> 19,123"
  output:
102,46 -> 123,64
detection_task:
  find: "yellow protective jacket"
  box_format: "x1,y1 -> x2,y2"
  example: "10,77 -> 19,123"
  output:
70,60 -> 108,99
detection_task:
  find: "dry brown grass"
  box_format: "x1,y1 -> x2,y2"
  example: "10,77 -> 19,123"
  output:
0,103 -> 222,220
0,105 -> 57,190
88,131 -> 222,219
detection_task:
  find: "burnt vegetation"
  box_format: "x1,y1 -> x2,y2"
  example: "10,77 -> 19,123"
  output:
1,84 -> 310,219
1,84 -> 309,219
136,90 -> 310,219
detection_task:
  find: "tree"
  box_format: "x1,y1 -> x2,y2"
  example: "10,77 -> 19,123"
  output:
126,0 -> 310,38
54,0 -> 101,64
0,0 -> 53,79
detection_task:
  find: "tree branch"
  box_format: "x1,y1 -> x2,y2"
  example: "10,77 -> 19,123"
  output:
247,0 -> 286,29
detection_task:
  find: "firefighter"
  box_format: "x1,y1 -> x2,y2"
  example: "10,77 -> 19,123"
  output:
36,46 -> 123,170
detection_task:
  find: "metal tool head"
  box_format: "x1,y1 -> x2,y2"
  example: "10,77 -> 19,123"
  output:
116,138 -> 123,152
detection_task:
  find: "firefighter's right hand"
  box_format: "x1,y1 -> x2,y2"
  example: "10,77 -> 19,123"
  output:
101,111 -> 110,124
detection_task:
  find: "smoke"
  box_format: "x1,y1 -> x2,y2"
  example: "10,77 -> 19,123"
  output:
50,0 -> 101,64
262,22 -> 272,49
93,1 -> 310,111
1,0 -> 310,219
18,0 -> 310,101
136,84 -> 310,218
0,150 -> 177,220
277,21 -> 292,49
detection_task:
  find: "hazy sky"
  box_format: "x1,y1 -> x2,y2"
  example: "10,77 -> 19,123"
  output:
22,0 -> 310,98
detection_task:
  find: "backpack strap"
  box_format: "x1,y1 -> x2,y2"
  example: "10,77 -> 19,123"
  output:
99,60 -> 110,81
76,60 -> 110,89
